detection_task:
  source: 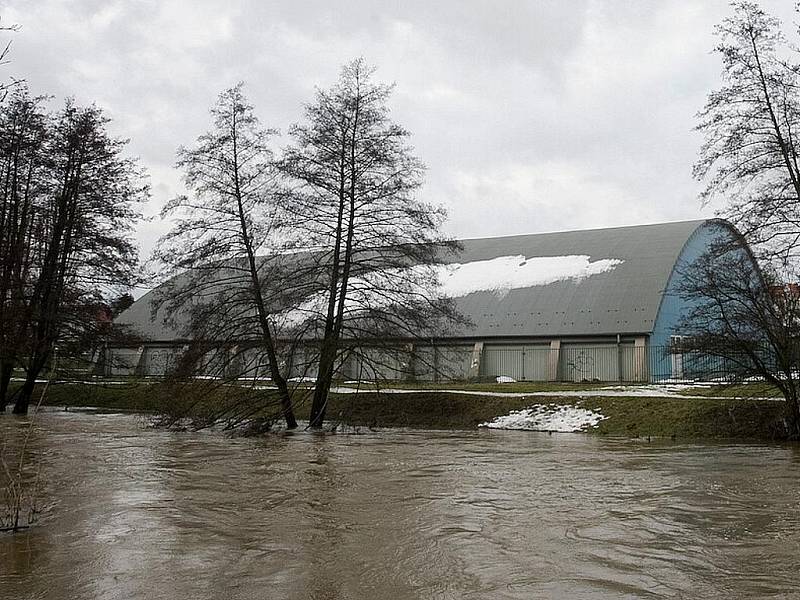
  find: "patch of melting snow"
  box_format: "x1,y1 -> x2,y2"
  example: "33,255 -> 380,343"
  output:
596,384 -> 693,396
440,254 -> 623,297
480,404 -> 606,433
596,383 -> 723,396
496,375 -> 517,383
276,254 -> 623,327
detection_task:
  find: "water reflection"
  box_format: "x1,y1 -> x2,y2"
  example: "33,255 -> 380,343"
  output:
1,412 -> 800,599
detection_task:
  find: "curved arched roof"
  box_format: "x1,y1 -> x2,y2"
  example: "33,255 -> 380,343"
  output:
116,219 -> 716,341
447,219 -> 710,338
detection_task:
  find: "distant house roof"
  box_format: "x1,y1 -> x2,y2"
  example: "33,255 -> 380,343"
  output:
115,219 -> 714,342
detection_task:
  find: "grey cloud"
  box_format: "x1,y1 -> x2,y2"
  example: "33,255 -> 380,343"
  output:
2,0 -> 797,262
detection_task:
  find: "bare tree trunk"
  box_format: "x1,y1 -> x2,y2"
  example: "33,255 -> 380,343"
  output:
784,391 -> 800,440
263,346 -> 297,429
0,359 -> 12,411
309,345 -> 337,427
12,368 -> 37,414
13,343 -> 48,415
308,200 -> 345,426
309,88 -> 362,429
229,103 -> 297,430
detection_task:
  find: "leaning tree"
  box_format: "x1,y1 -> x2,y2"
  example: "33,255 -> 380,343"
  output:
154,83 -> 300,429
279,59 -> 461,428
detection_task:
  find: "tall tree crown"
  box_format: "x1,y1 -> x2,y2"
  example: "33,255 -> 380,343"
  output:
694,2 -> 800,262
157,83 -> 282,274
280,58 -> 442,253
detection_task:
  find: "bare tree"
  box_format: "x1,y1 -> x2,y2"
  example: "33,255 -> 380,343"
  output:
0,21 -> 145,414
0,17 -> 22,102
10,100 -> 146,414
676,236 -> 800,438
0,88 -> 47,411
694,2 -> 800,262
154,84 -> 298,429
279,59 -> 461,428
686,2 -> 800,438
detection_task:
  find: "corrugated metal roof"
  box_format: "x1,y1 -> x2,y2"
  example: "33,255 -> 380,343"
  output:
116,219 -> 709,341
450,219 -> 707,337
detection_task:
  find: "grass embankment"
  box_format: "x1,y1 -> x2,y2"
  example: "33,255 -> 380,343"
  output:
29,381 -> 165,412
326,393 -> 788,439
17,379 -> 793,440
582,396 -> 787,439
678,382 -> 781,398
361,381 -> 610,393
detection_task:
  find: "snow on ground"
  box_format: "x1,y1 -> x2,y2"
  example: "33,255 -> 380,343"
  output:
596,383 -> 701,396
328,383 -> 782,400
11,378 -> 144,386
480,404 -> 606,432
330,385 -> 689,398
496,375 -> 517,383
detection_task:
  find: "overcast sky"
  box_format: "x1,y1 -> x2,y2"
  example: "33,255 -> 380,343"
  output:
3,0 -> 797,263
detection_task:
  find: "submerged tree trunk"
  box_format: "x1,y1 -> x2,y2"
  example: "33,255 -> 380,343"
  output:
274,379 -> 297,429
264,348 -> 297,430
230,104 -> 297,430
309,344 -> 337,427
784,392 -> 800,440
12,370 -> 36,414
12,344 -> 48,415
0,359 -> 12,411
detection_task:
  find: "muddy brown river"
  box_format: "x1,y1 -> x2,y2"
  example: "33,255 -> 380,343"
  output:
1,410 -> 800,599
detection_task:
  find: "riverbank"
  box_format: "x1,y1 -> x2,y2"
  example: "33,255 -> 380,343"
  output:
325,391 -> 788,439
9,380 -> 791,440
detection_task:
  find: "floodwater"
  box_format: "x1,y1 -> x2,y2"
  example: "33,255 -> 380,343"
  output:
2,411 -> 800,599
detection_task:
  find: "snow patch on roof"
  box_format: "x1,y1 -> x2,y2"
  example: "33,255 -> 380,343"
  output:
439,254 -> 623,297
480,404 -> 606,432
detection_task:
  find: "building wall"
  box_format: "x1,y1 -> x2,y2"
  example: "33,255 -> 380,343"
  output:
106,347 -> 141,376
481,345 -> 549,381
650,222 -> 759,380
104,338 -> 657,382
478,341 -> 648,382
417,345 -> 473,381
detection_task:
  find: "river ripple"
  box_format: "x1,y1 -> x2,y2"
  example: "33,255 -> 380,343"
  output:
1,410 -> 800,599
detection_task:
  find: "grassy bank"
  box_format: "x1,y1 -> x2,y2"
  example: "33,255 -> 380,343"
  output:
12,380 -> 791,440
26,381 -> 166,413
325,392 -> 788,439
581,395 -> 787,439
359,381 -> 611,393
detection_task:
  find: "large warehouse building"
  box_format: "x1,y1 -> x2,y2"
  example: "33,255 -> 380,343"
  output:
109,219 -> 756,383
